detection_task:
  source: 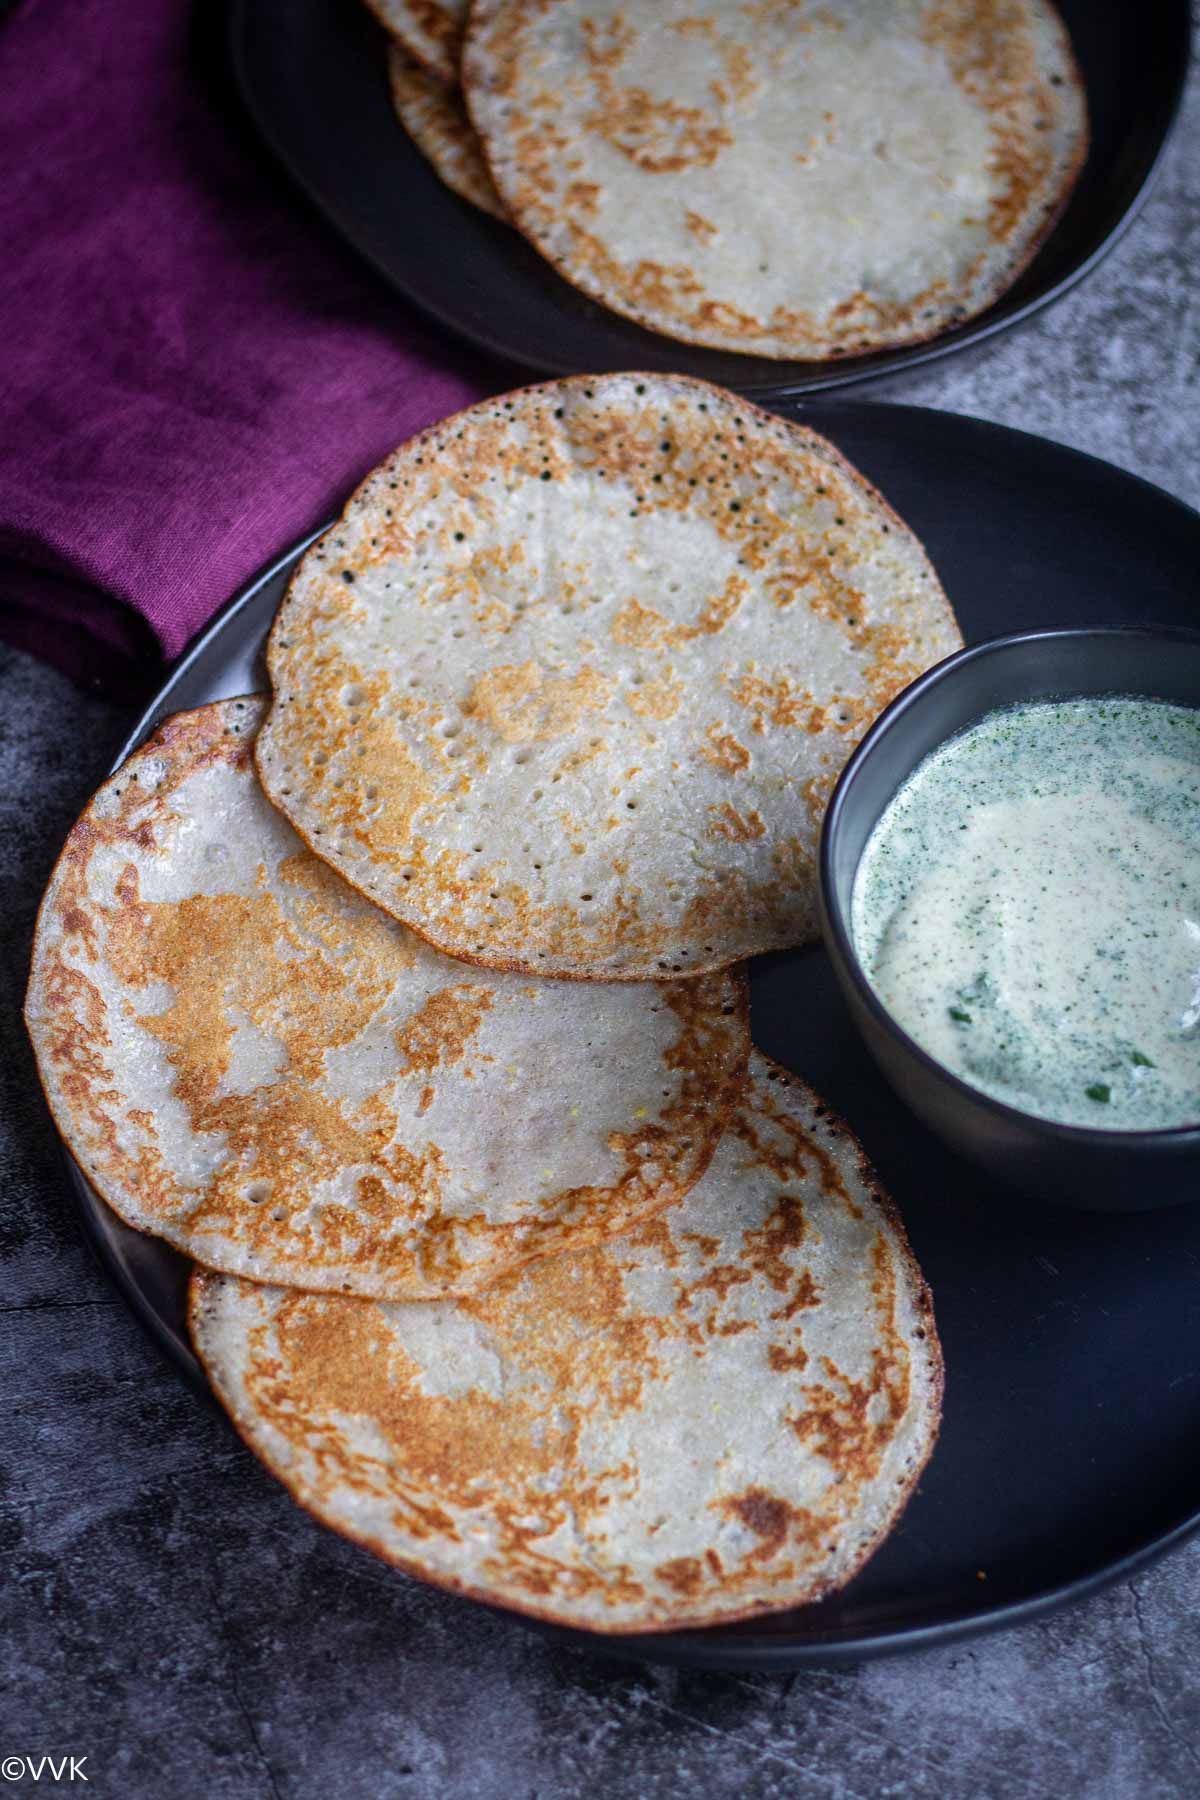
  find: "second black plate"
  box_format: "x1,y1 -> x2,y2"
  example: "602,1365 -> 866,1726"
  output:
227,0 -> 1188,398
70,403 -> 1200,1669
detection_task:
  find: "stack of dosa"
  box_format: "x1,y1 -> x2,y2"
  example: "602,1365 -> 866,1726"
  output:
26,698 -> 747,1299
192,1056 -> 942,1631
27,371 -> 953,1633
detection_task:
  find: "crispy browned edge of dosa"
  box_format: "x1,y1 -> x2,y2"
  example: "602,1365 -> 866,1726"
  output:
362,0 -> 461,86
387,42 -> 509,221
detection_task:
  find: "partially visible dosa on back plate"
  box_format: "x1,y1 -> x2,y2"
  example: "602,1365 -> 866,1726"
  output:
191,1055 -> 942,1633
389,45 -> 507,220
256,375 -> 960,980
364,0 -> 466,85
24,699 -> 748,1299
463,0 -> 1087,359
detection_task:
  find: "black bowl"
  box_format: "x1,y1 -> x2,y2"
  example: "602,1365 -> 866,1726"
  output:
818,626 -> 1200,1212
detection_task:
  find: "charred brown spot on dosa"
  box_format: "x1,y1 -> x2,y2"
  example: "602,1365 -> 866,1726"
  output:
394,984 -> 495,1079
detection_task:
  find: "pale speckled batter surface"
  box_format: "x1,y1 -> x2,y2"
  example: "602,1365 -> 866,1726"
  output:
464,0 -> 1087,359
256,374 -> 960,980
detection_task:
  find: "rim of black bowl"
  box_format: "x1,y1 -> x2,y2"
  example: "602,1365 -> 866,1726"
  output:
819,624 -> 1200,1150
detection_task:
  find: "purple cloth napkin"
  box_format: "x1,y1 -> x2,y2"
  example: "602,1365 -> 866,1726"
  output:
0,0 -> 494,698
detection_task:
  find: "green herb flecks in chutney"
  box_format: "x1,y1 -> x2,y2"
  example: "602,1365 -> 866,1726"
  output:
852,697 -> 1200,1131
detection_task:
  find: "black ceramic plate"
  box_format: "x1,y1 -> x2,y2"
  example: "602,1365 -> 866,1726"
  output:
70,405 -> 1200,1668
226,0 -> 1188,398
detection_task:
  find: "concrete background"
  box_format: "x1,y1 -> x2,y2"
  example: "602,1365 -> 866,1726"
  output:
2,33 -> 1198,1800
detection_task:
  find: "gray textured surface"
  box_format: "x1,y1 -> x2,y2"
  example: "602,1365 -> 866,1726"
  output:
3,41 -> 1200,1800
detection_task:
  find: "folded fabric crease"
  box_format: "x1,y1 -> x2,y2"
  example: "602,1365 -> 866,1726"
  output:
0,0 -> 489,696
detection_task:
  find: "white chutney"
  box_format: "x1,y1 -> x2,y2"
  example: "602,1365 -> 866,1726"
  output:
851,697 -> 1200,1131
